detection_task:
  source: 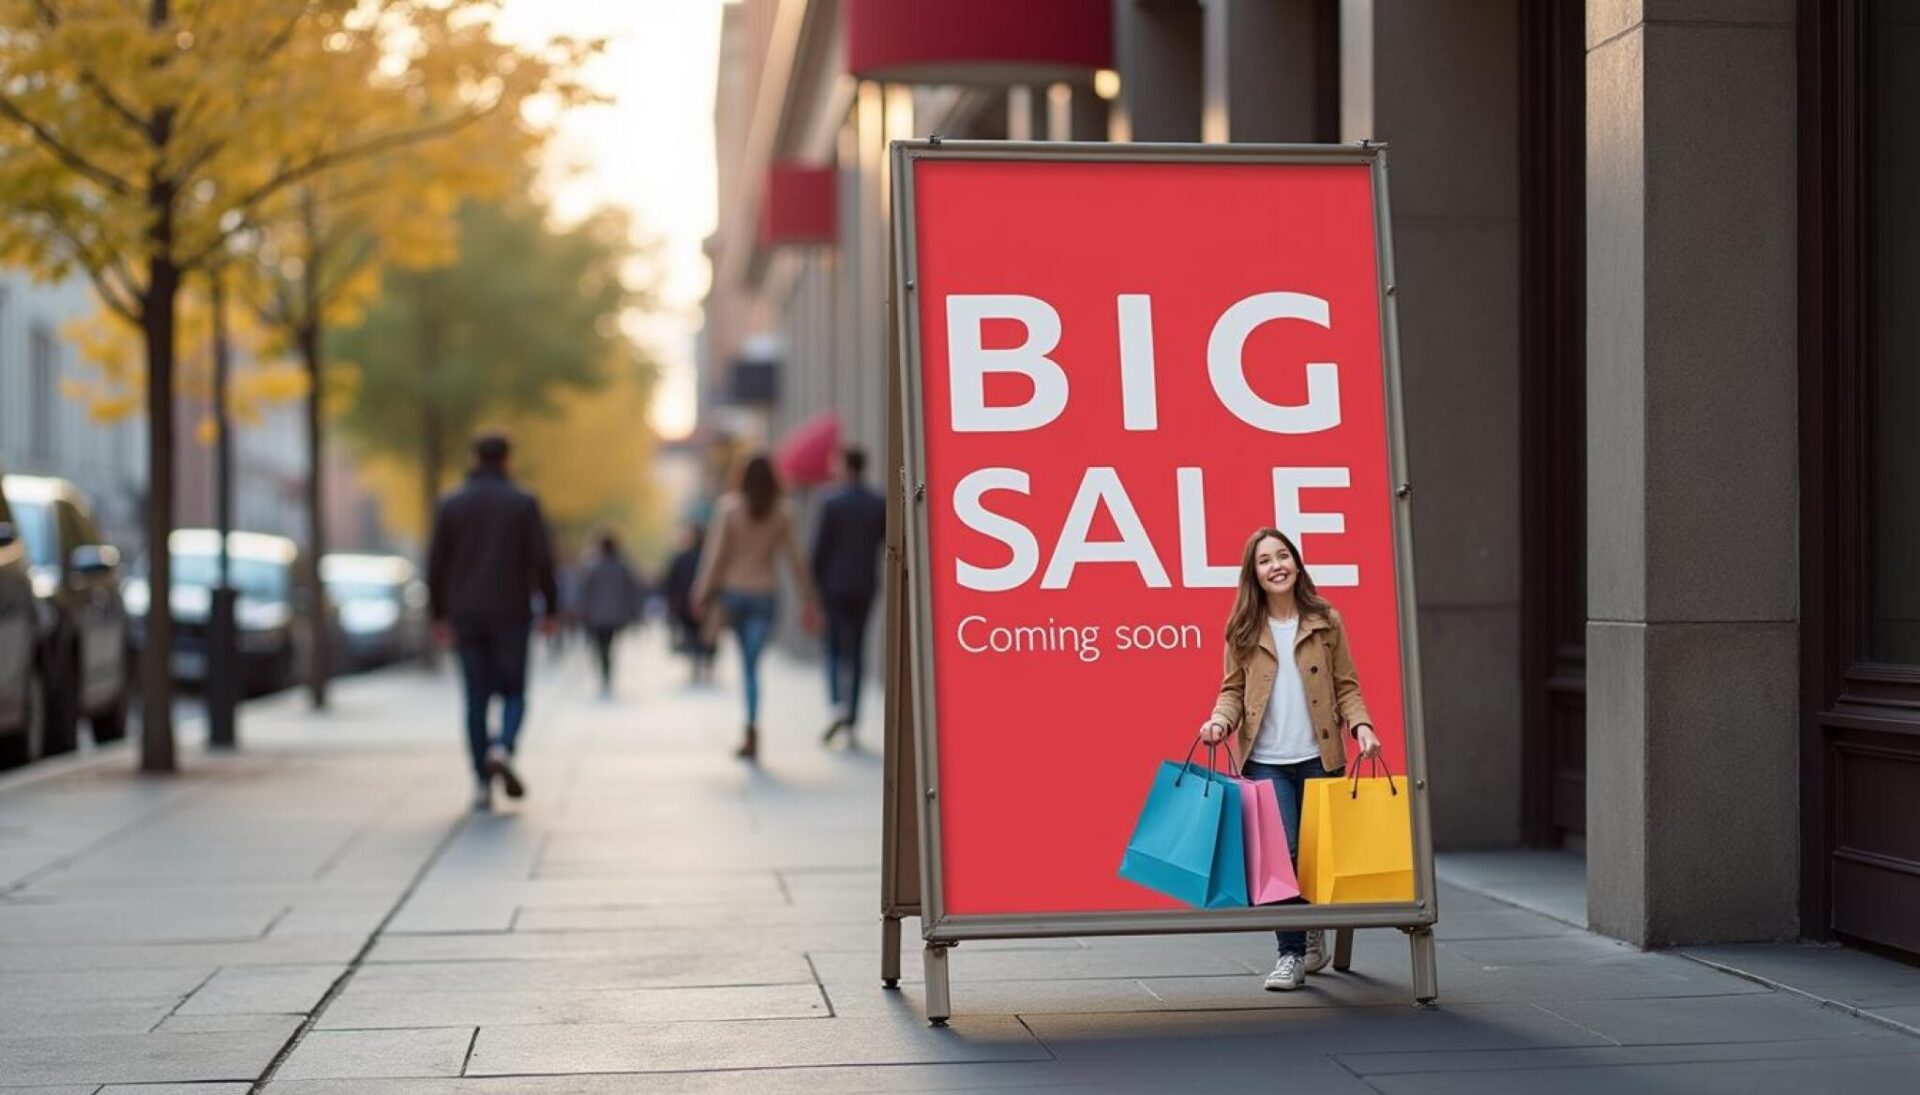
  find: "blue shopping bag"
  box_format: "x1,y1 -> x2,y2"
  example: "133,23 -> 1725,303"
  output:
1117,742 -> 1249,908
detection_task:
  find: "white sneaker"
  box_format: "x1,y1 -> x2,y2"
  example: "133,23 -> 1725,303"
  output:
1304,930 -> 1329,974
1264,953 -> 1305,992
471,782 -> 492,812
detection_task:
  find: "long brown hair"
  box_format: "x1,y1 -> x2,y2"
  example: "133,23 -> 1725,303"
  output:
1225,527 -> 1334,660
738,453 -> 781,521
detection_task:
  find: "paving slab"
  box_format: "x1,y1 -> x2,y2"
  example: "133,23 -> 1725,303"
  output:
276,1027 -> 477,1080
156,1014 -> 308,1035
318,982 -> 829,1028
1336,1030 -> 1920,1075
464,1015 -> 1049,1075
98,1085 -> 254,1094
176,964 -> 344,1015
1019,1002 -> 1613,1061
0,999 -> 179,1034
351,953 -> 818,992
366,923 -> 877,962
1362,1051 -> 1920,1095
259,1058 -> 1344,1094
1537,991 -> 1888,1045
0,1028 -> 290,1086
1683,941 -> 1920,1008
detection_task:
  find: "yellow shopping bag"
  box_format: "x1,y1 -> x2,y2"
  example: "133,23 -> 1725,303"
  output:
1298,759 -> 1415,904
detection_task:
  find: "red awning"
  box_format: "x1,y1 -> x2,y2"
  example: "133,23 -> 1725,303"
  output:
846,0 -> 1112,85
776,412 -> 843,487
759,164 -> 837,248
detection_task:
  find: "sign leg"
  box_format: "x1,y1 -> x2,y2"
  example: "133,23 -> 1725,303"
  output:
1333,927 -> 1355,972
1409,926 -> 1438,1006
881,916 -> 903,989
923,942 -> 953,1026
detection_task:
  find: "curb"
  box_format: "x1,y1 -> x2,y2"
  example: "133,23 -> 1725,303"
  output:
1678,950 -> 1920,1042
0,711 -> 204,796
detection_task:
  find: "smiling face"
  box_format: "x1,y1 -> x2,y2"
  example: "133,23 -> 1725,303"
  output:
1254,535 -> 1299,599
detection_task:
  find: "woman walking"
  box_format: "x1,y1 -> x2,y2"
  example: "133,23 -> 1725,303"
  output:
578,531 -> 644,697
692,455 -> 819,760
1199,527 -> 1380,992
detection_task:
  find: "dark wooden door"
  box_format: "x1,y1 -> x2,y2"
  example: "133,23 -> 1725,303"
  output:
1520,1 -> 1587,847
1800,0 -> 1920,960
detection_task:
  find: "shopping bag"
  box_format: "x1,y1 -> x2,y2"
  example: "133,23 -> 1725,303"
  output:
1298,757 -> 1415,904
1118,742 -> 1249,908
1228,773 -> 1301,905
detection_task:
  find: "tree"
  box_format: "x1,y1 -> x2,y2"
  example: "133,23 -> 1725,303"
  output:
335,192 -> 639,532
509,355 -> 666,559
0,0 -> 588,770
247,87 -> 550,710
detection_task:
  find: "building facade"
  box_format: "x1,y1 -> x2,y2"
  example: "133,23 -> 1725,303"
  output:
0,270 -> 146,548
1,267 -> 392,563
700,0 -> 1919,959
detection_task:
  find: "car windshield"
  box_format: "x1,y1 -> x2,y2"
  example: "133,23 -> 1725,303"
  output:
328,580 -> 397,603
171,553 -> 290,601
8,500 -> 57,569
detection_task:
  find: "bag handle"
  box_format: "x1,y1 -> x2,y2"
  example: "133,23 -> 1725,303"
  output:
1347,752 -> 1399,799
1175,737 -> 1233,796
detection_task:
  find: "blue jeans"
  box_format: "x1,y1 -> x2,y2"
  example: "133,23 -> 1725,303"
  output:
824,592 -> 874,723
1242,755 -> 1341,956
720,591 -> 778,724
453,620 -> 531,782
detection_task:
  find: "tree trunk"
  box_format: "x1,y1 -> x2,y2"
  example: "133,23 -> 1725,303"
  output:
299,318 -> 331,710
422,405 -> 444,538
139,254 -> 178,772
299,190 -> 331,709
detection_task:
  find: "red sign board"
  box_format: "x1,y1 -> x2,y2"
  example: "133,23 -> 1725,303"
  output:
900,151 -> 1413,919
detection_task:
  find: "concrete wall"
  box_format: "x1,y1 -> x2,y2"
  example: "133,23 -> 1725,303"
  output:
1584,0 -> 1799,946
1357,1 -> 1525,848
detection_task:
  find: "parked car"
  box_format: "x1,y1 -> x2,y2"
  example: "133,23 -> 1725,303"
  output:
322,553 -> 428,670
125,530 -> 308,695
2,475 -> 131,751
0,473 -> 50,767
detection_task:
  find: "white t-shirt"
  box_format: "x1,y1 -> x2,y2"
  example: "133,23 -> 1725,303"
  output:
1249,615 -> 1319,765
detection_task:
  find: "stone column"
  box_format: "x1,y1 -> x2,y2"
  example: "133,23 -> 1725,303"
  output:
1201,0 -> 1323,143
1114,0 -> 1203,141
1584,1 -> 1799,945
1365,0 -> 1525,848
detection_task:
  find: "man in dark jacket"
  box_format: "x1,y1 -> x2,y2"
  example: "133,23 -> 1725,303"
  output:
428,433 -> 558,810
810,446 -> 888,746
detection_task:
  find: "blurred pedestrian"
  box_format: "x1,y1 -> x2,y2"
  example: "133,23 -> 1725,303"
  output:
427,432 -> 559,811
663,522 -> 715,683
579,530 -> 643,697
691,454 -> 820,761
810,446 -> 887,747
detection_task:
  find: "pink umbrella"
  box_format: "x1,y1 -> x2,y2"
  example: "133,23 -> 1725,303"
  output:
776,411 -> 842,487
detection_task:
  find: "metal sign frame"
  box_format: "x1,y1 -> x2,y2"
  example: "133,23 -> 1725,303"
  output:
884,139 -> 1436,1021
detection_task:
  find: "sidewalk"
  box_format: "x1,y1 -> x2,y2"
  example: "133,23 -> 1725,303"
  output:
1,631 -> 1917,1093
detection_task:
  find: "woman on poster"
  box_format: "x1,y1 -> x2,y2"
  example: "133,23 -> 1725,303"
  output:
1199,527 -> 1381,991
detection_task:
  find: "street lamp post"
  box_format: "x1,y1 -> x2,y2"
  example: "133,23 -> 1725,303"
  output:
206,266 -> 239,749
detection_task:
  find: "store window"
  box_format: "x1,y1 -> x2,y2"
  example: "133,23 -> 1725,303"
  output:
1866,0 -> 1920,664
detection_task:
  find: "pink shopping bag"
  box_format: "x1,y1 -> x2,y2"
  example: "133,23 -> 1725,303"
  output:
1229,774 -> 1302,905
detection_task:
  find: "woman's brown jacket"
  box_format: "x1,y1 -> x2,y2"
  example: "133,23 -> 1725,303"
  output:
1210,608 -> 1373,773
